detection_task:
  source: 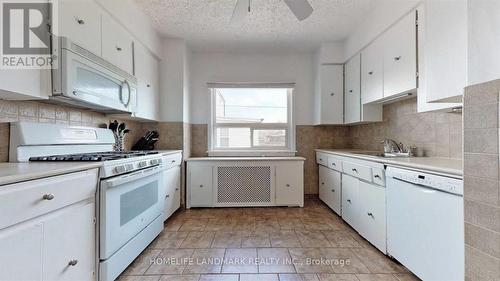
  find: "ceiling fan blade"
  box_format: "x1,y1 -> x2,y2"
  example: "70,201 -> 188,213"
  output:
231,0 -> 250,23
283,0 -> 313,21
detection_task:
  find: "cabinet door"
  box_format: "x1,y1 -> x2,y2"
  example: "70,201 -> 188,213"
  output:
189,165 -> 213,207
358,181 -> 387,253
326,169 -> 342,215
43,202 -> 95,281
58,0 -> 102,55
382,11 -> 417,98
276,164 -> 303,206
361,38 -> 384,104
344,54 -> 361,124
341,174 -> 360,231
318,165 -> 328,204
320,65 -> 344,124
164,166 -> 181,220
134,43 -> 160,121
0,222 -> 43,280
101,16 -> 134,74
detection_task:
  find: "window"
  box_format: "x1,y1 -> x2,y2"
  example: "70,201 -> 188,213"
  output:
208,83 -> 295,156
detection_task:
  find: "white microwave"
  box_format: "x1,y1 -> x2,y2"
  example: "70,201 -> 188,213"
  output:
51,37 -> 137,114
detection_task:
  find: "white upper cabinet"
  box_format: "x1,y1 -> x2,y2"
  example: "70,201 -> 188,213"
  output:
417,4 -> 462,112
101,16 -> 134,75
58,0 -> 102,56
382,11 -> 417,98
0,69 -> 50,100
134,43 -> 160,121
344,54 -> 361,124
361,37 -> 384,104
315,64 -> 344,125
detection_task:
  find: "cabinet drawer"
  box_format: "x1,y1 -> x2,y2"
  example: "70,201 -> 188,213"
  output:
372,168 -> 385,186
316,152 -> 328,166
163,153 -> 182,169
0,169 -> 98,229
343,161 -> 372,182
327,157 -> 342,172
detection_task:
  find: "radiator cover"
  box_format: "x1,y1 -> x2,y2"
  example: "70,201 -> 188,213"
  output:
216,166 -> 273,206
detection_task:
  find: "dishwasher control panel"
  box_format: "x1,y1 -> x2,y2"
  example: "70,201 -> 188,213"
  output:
386,167 -> 463,196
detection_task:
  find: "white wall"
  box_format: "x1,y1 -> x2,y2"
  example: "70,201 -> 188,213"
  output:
189,52 -> 316,125
343,0 -> 419,60
95,0 -> 162,57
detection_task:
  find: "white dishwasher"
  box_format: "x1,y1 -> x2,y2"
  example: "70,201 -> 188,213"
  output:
386,167 -> 464,281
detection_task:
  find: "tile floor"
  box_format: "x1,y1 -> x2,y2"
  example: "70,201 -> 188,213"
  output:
119,197 -> 420,281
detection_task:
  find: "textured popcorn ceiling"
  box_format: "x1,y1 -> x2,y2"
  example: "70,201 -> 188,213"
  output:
134,0 -> 375,52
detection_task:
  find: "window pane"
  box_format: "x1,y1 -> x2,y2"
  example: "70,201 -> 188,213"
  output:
216,128 -> 251,148
253,130 -> 287,147
215,88 -> 288,123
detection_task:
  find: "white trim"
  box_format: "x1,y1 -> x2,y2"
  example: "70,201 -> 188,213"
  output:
207,82 -> 296,89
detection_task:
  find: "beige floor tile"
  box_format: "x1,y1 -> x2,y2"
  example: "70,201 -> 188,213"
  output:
295,230 -> 332,247
239,273 -> 279,281
317,274 -> 359,281
145,249 -> 194,275
122,249 -> 161,275
301,218 -> 334,231
198,274 -> 239,281
257,248 -> 296,273
255,218 -> 281,232
270,230 -> 302,247
279,218 -> 306,229
164,218 -> 185,232
117,276 -> 161,281
392,273 -> 421,281
178,219 -> 209,232
222,248 -> 259,273
204,218 -> 235,231
150,232 -> 189,249
289,248 -> 335,273
158,275 -> 200,281
279,273 -> 321,281
212,231 -> 242,248
351,248 -> 407,274
322,231 -> 362,248
179,232 -> 215,248
320,248 -> 370,274
355,274 -> 399,281
242,231 -> 271,248
183,248 -> 225,274
233,218 -> 256,231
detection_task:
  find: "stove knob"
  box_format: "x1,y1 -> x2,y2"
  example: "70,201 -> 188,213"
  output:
114,165 -> 126,174
126,164 -> 134,171
150,159 -> 158,165
139,161 -> 148,168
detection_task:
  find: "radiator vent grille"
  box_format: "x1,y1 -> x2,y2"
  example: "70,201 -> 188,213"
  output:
217,166 -> 271,204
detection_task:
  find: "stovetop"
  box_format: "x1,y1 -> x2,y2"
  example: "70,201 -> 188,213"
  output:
29,151 -> 159,162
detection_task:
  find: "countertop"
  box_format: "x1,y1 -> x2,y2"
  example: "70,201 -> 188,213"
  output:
157,150 -> 183,156
186,156 -> 306,161
0,162 -> 102,186
316,149 -> 463,178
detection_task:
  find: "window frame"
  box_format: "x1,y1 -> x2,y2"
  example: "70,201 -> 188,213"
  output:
208,84 -> 296,157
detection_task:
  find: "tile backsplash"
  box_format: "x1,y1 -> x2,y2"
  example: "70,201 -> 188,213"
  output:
350,97 -> 463,158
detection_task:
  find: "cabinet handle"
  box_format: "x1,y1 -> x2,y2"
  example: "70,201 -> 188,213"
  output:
349,90 -> 353,93
286,184 -> 290,187
330,93 -> 335,96
321,182 -> 325,185
42,193 -> 55,200
331,189 -> 335,192
352,168 -> 358,173
68,259 -> 78,266
199,184 -> 203,188
116,46 -> 122,51
171,160 -> 175,163
76,18 -> 85,25
368,71 -> 374,75
175,188 -> 180,191
394,56 -> 402,61
374,174 -> 381,179
166,194 -> 170,198
147,84 -> 151,88
367,212 -> 374,218
331,163 -> 336,166
319,158 -> 323,161
347,199 -> 352,203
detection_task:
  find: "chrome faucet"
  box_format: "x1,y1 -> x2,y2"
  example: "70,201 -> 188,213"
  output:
381,139 -> 403,153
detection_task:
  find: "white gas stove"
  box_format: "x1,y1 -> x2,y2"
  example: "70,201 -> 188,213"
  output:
9,122 -> 166,281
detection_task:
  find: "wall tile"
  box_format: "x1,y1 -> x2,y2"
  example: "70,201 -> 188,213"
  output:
465,245 -> 500,281
465,223 -> 500,259
464,153 -> 499,180
464,176 -> 500,206
463,103 -> 498,129
191,124 -> 208,157
464,78 -> 500,107
464,199 -> 500,233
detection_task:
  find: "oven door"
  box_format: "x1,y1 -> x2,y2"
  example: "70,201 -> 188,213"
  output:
99,165 -> 164,260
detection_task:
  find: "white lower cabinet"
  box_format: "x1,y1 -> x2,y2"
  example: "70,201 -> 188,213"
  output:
319,166 -> 341,215
163,166 -> 181,220
276,163 -> 304,206
0,169 -> 98,281
341,174 -> 360,231
187,159 -> 305,208
357,180 -> 387,252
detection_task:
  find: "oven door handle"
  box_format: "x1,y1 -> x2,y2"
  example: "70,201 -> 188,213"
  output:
102,165 -> 163,188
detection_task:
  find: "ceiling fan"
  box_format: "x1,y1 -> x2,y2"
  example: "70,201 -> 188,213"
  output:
231,0 -> 314,23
